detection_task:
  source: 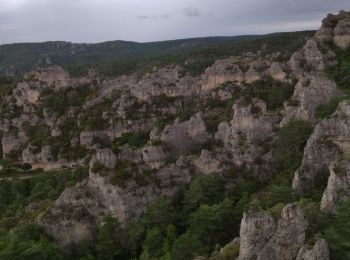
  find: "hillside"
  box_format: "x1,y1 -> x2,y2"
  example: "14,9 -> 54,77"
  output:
0,10 -> 349,260
0,32 -> 314,77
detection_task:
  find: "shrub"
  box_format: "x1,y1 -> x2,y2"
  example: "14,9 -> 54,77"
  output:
272,119 -> 313,171
315,97 -> 345,119
112,131 -> 150,152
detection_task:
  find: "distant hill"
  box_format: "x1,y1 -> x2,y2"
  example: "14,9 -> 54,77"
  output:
0,31 -> 315,77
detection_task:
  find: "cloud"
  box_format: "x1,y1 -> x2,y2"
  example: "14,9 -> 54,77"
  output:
0,0 -> 349,44
137,14 -> 171,20
183,7 -> 202,18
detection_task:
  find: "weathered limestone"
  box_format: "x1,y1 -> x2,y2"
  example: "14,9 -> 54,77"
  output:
293,101 -> 350,196
239,204 -> 319,260
161,112 -> 210,154
321,160 -> 350,214
216,98 -> 278,167
281,74 -> 340,124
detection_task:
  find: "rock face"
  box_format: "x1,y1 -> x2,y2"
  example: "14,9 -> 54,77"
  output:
201,59 -> 244,90
131,66 -> 199,100
89,149 -> 117,169
321,160 -> 350,214
194,149 -> 222,175
160,112 -> 210,154
239,209 -> 276,260
296,239 -> 330,260
281,74 -> 340,124
267,62 -> 286,82
39,164 -> 194,248
2,132 -> 27,156
315,10 -> 350,50
293,101 -> 350,196
24,65 -> 70,88
216,99 -> 278,168
238,204 -> 318,260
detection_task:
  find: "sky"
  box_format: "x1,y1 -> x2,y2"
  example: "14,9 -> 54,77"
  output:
0,0 -> 349,44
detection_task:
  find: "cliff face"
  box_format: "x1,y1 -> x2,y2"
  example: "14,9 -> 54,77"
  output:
1,9 -> 350,258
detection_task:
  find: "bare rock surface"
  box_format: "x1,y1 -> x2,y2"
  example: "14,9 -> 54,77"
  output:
238,204 -> 321,260
293,101 -> 350,196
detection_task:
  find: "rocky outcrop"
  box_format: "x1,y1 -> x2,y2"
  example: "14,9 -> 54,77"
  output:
38,164 -> 194,248
321,160 -> 350,214
161,112 -> 210,154
131,66 -> 199,101
194,149 -> 223,175
201,58 -> 244,91
281,74 -> 340,124
2,131 -> 27,156
315,10 -> 350,50
239,209 -> 276,260
216,98 -> 278,167
293,101 -> 350,196
141,146 -> 167,169
238,204 -> 319,260
23,65 -> 70,88
89,149 -> 117,170
296,239 -> 330,260
267,62 -> 286,82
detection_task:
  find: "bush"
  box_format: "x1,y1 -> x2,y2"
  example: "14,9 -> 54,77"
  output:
272,120 -> 313,171
112,131 -> 150,152
315,97 -> 345,119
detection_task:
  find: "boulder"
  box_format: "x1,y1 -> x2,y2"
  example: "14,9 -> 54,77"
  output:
321,160 -> 350,214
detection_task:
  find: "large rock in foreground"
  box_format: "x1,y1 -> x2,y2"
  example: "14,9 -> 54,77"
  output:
293,101 -> 350,196
238,204 -> 328,260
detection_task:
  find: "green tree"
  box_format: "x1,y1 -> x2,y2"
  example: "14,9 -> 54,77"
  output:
325,200 -> 350,259
95,214 -> 123,260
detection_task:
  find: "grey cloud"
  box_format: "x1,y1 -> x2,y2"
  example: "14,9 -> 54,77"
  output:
0,0 -> 349,44
183,7 -> 202,18
137,14 -> 171,20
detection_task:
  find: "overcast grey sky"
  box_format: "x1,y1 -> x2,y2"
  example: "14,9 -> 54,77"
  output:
0,0 -> 349,44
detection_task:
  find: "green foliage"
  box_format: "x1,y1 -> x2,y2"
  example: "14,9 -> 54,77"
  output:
326,47 -> 350,91
0,222 -> 63,260
112,131 -> 150,152
315,97 -> 345,119
22,121 -> 50,148
272,120 -> 313,171
182,176 -> 226,213
182,58 -> 216,76
242,78 -> 295,110
324,200 -> 350,259
187,198 -> 237,247
95,214 -> 124,260
0,169 -> 86,259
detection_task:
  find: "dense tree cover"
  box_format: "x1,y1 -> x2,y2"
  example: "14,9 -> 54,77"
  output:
0,169 -> 87,259
63,31 -> 314,78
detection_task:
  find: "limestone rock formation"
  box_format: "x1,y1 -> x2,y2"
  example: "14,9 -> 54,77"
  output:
315,10 -> 350,50
293,101 -> 350,196
89,149 -> 117,170
321,160 -> 350,214
23,65 -> 70,88
281,74 -> 340,124
296,239 -> 330,260
216,98 -> 278,167
38,164 -> 194,248
201,58 -> 244,90
239,204 -> 317,260
194,149 -> 223,175
161,112 -> 210,154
